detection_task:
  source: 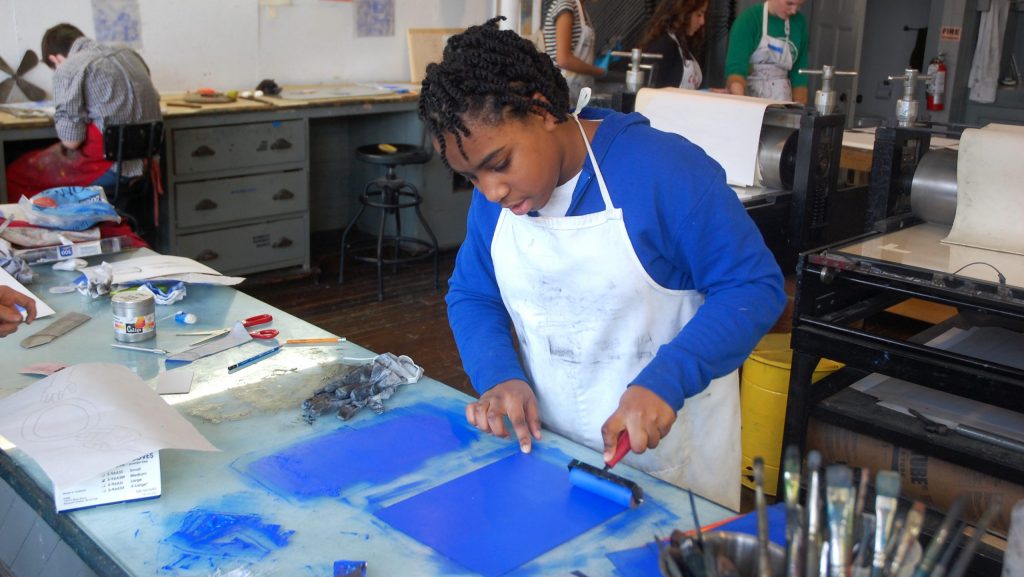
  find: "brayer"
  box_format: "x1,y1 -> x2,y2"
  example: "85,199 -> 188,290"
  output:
567,431 -> 644,508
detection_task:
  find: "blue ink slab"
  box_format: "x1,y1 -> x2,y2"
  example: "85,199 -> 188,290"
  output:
376,451 -> 628,577
242,407 -> 474,499
605,503 -> 787,576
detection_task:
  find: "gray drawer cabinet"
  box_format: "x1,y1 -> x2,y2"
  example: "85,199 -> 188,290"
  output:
160,112 -> 311,275
176,216 -> 308,275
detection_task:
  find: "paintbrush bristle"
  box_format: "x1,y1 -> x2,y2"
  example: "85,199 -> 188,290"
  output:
826,464 -> 852,487
783,444 -> 800,471
807,449 -> 822,471
875,470 -> 901,497
753,456 -> 765,485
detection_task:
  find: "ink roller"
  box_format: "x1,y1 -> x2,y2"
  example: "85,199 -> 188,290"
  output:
567,431 -> 644,508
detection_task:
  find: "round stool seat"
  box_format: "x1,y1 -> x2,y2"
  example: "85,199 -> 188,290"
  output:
356,143 -> 431,166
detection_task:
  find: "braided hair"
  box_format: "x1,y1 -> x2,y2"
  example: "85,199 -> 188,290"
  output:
419,17 -> 571,166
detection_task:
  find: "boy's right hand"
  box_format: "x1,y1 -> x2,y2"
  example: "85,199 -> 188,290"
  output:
466,379 -> 542,453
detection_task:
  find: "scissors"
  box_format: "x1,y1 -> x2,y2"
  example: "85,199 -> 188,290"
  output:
179,314 -> 279,345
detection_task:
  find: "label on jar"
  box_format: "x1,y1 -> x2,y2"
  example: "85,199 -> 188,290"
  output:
112,292 -> 156,342
113,313 -> 155,337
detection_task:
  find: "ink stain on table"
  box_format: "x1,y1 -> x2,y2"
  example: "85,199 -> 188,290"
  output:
160,508 -> 293,572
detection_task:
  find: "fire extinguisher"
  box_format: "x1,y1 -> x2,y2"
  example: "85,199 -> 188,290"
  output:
926,54 -> 947,111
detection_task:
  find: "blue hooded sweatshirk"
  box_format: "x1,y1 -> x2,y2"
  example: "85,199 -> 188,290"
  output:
446,107 -> 786,411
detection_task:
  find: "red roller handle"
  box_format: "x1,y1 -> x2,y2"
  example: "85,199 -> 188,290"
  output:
605,431 -> 631,470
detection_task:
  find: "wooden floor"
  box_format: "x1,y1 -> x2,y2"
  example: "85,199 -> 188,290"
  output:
239,237 -> 474,397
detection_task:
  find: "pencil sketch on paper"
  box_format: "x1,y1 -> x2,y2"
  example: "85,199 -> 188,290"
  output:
92,0 -> 144,49
0,363 -> 218,488
355,0 -> 394,38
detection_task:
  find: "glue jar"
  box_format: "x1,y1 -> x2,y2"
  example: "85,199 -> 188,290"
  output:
111,292 -> 156,342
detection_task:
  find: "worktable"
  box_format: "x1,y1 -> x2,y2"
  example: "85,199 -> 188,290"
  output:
0,249 -> 734,577
0,85 -> 470,276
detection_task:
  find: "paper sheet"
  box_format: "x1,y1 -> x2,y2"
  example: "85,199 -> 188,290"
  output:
634,88 -> 787,187
842,128 -> 960,152
851,325 -> 1024,443
81,254 -> 244,286
0,267 -> 56,319
0,363 -> 217,487
943,124 -> 1024,255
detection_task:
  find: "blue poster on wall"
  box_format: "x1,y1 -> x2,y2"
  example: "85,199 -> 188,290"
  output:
92,0 -> 143,49
355,0 -> 394,38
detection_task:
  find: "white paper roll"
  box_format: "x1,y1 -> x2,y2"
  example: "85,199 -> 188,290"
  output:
635,88 -> 787,187
943,123 -> 1024,255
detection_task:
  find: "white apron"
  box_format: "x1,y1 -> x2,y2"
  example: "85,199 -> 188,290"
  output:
669,32 -> 702,90
490,88 -> 741,510
562,0 -> 597,105
747,2 -> 795,100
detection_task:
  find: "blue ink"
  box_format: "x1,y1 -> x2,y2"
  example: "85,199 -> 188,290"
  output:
375,448 -> 629,577
161,509 -> 293,569
334,559 -> 367,577
241,406 -> 475,499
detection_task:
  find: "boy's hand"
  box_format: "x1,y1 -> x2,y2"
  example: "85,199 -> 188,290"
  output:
601,385 -> 676,462
466,379 -> 542,453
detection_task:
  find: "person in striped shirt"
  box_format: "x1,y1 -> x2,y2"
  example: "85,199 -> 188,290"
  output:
542,0 -> 607,104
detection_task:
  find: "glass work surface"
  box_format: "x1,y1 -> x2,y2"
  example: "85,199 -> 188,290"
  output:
832,223 -> 1024,289
0,249 -> 733,576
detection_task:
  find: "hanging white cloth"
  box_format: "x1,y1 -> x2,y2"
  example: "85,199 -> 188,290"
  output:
968,0 -> 1011,103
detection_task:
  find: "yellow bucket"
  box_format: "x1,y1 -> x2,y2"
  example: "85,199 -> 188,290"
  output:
740,333 -> 841,495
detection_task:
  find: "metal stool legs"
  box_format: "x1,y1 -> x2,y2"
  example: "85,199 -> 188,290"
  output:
339,168 -> 439,301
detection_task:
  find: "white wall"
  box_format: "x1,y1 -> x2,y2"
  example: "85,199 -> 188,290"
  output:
0,0 -> 495,97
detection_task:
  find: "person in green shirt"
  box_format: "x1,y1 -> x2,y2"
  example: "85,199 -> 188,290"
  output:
724,0 -> 809,103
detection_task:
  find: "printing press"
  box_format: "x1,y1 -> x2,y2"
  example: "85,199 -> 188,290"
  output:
778,123 -> 1024,574
635,88 -> 869,273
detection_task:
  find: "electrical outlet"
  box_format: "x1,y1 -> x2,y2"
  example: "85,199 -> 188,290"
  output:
875,80 -> 892,100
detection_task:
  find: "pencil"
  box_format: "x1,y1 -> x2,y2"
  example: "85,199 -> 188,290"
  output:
284,337 -> 345,345
227,346 -> 281,372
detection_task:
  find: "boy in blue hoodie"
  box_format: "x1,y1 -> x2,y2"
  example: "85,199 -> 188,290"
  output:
419,18 -> 784,510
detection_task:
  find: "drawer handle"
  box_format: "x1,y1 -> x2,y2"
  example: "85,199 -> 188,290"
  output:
195,249 -> 219,262
270,138 -> 292,150
272,237 -> 294,249
191,145 -> 216,157
272,189 -> 295,201
195,198 -> 218,211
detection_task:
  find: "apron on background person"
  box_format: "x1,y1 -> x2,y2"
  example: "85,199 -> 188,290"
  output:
490,87 -> 741,511
669,32 -> 703,90
562,0 -> 597,105
746,1 -> 796,100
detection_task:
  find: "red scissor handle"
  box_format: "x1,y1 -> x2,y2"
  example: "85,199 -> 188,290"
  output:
242,314 -> 273,328
249,328 -> 280,339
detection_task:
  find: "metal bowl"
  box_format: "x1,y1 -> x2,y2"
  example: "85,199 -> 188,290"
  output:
662,531 -> 786,577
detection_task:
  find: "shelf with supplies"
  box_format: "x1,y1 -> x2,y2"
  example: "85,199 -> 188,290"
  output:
779,225 -> 1024,575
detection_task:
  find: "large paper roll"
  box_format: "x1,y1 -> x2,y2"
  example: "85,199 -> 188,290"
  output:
635,88 -> 787,187
943,123 -> 1024,255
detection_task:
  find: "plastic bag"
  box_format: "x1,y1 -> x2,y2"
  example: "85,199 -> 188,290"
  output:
19,186 -> 121,231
